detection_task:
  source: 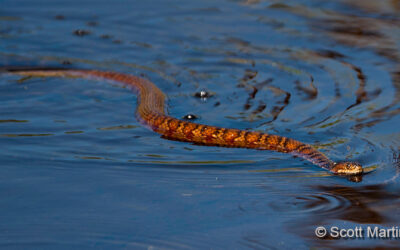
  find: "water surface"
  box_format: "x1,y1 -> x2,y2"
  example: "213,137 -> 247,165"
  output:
1,0 -> 400,248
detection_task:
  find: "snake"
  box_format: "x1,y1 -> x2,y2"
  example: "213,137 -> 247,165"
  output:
2,67 -> 363,175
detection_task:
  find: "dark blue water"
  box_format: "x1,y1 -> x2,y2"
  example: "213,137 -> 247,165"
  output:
1,0 -> 400,248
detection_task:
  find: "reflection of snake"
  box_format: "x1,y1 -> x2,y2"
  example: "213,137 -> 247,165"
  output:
3,68 -> 363,175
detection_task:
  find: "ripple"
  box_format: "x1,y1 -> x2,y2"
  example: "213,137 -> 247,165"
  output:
127,159 -> 255,165
271,192 -> 351,215
0,119 -> 28,123
96,124 -> 138,130
64,130 -> 83,134
1,133 -> 53,137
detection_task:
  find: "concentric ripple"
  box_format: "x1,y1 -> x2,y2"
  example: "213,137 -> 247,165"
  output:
270,192 -> 351,215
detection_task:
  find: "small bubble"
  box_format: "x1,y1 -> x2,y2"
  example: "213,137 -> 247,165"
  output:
200,90 -> 208,98
194,90 -> 212,99
183,114 -> 198,120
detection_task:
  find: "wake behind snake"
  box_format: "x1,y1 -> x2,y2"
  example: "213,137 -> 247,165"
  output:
2,67 -> 363,176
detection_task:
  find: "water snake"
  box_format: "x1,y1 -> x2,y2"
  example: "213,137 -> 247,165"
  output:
2,67 -> 363,176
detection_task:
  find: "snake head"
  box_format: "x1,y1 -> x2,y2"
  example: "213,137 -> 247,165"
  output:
331,162 -> 363,175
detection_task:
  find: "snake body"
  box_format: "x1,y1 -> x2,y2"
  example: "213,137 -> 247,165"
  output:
3,68 -> 363,175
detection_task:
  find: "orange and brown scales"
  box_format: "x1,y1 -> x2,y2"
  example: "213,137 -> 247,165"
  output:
266,135 -> 280,145
182,122 -> 198,139
189,124 -> 218,144
173,120 -> 188,139
141,112 -> 156,123
189,124 -> 204,140
223,129 -> 240,144
284,138 -> 301,152
203,126 -> 218,142
151,116 -> 166,129
167,119 -> 180,132
295,144 -> 314,155
160,118 -> 173,132
245,132 -> 261,145
209,128 -> 225,144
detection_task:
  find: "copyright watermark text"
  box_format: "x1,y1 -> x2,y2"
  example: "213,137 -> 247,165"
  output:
315,226 -> 400,239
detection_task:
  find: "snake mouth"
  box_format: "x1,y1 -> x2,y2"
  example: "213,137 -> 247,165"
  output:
331,162 -> 363,176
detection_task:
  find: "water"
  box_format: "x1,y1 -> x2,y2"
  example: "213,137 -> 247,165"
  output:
1,0 -> 400,248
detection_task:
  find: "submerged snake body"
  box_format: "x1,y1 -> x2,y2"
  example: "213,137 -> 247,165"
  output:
5,68 -> 363,175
